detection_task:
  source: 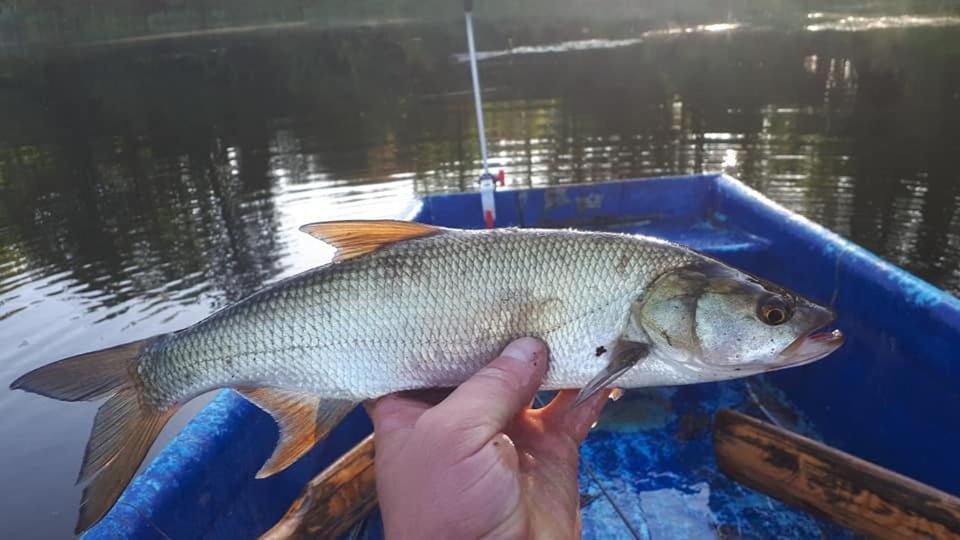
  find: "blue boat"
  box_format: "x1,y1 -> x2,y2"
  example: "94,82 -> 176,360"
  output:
83,173 -> 960,539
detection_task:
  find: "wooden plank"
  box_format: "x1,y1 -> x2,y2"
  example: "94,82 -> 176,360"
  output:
714,408 -> 960,539
260,434 -> 377,540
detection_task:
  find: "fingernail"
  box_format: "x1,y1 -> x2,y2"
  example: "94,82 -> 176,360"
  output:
500,337 -> 546,367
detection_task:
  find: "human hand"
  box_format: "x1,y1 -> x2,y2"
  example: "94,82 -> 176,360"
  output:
368,337 -> 611,540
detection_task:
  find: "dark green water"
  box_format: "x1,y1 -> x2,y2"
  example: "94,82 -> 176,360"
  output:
1,13 -> 959,538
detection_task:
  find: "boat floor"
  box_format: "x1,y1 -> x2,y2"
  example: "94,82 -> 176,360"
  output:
576,378 -> 852,539
600,217 -> 770,256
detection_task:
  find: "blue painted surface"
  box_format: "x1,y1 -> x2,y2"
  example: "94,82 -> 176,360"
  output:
712,175 -> 960,496
85,392 -> 372,539
86,174 -> 960,539
577,380 -> 854,540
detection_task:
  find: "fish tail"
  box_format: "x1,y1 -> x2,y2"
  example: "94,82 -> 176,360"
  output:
10,338 -> 179,534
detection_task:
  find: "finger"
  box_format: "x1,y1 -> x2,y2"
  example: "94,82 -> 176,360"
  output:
368,394 -> 433,435
425,337 -> 548,450
540,388 -> 612,443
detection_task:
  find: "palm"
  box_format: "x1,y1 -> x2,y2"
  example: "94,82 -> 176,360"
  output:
371,387 -> 609,540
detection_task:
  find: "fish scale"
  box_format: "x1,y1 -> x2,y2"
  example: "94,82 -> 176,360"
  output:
138,228 -> 692,405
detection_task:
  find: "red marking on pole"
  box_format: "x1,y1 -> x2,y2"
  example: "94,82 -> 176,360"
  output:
484,210 -> 495,229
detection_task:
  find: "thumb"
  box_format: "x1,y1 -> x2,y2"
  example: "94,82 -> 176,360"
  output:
425,337 -> 548,453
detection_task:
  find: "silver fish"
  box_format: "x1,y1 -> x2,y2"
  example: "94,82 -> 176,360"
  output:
10,220 -> 844,532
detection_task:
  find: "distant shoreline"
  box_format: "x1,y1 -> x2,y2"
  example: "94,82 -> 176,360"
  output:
0,16 -> 422,55
81,17 -> 419,48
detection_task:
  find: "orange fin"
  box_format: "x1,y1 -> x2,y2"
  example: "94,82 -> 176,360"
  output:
77,389 -> 177,533
9,337 -> 179,534
299,220 -> 443,262
237,388 -> 355,478
10,339 -> 146,402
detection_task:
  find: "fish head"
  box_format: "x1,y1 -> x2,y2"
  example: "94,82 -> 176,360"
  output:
635,260 -> 844,377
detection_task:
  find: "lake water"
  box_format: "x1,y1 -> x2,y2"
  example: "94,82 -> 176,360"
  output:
2,12 -> 960,538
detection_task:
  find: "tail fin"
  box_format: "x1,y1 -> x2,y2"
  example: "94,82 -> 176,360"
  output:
10,338 -> 179,534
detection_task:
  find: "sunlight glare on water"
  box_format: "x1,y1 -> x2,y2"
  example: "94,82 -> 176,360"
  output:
806,13 -> 960,32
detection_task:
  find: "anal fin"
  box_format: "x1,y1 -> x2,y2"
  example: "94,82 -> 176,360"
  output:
237,388 -> 356,478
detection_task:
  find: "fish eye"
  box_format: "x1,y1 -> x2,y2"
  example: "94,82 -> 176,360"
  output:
757,296 -> 792,326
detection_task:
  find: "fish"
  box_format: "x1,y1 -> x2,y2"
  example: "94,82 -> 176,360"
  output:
9,220 -> 845,533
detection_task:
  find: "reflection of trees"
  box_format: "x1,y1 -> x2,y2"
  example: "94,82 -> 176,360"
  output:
0,45 -> 286,309
0,25 -> 476,311
1,22 -> 959,301
890,38 -> 960,289
842,30 -> 960,291
848,67 -> 905,256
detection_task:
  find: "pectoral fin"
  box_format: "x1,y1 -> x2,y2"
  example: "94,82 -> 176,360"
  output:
237,387 -> 355,478
573,340 -> 650,408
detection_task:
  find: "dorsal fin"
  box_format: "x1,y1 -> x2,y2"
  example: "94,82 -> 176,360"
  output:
237,387 -> 355,478
299,220 -> 444,262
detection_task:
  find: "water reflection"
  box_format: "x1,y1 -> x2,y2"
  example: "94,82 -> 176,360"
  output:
452,22 -> 743,63
1,23 -> 958,334
0,30 -> 957,325
1,20 -> 960,538
806,13 -> 960,32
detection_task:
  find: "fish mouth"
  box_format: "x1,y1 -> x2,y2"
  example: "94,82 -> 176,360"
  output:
772,301 -> 844,369
774,327 -> 845,369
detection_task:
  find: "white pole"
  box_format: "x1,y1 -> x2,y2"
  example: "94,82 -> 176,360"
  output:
464,5 -> 489,174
